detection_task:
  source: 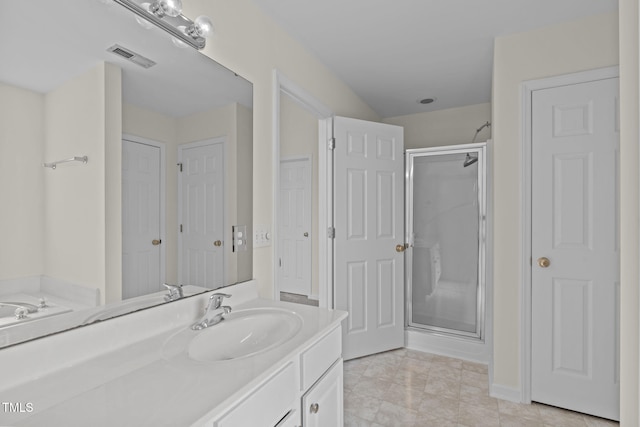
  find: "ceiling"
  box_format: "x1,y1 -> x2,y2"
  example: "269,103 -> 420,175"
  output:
252,0 -> 618,118
0,0 -> 251,118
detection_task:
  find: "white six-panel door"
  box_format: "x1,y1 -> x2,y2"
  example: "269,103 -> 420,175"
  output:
178,140 -> 225,289
531,77 -> 619,420
122,139 -> 162,299
279,158 -> 312,296
333,116 -> 404,360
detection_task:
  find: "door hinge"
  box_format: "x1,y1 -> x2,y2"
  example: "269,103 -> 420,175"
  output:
279,257 -> 282,268
328,138 -> 335,150
327,227 -> 335,239
180,224 -> 183,233
177,162 -> 183,172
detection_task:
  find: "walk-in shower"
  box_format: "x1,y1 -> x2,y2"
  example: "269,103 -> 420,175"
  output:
405,143 -> 487,341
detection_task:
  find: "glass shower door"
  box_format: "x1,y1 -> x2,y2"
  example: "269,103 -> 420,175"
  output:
406,144 -> 486,340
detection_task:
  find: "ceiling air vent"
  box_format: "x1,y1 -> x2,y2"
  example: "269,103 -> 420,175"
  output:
107,44 -> 156,69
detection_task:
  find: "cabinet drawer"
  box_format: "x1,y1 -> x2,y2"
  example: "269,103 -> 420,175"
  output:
300,326 -> 341,390
215,362 -> 297,427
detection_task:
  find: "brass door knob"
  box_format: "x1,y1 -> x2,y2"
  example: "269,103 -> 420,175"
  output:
537,257 -> 550,268
152,239 -> 161,246
396,244 -> 406,253
214,240 -> 222,247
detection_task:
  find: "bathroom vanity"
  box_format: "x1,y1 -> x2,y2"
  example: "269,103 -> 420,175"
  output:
0,281 -> 347,426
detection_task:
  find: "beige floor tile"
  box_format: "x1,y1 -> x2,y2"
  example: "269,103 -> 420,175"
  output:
459,401 -> 501,426
374,401 -> 418,426
363,361 -> 399,382
497,400 -> 540,421
405,348 -> 434,362
344,411 -> 376,427
499,414 -> 544,427
344,351 -> 611,427
460,370 -> 489,390
431,354 -> 464,369
582,415 -> 619,427
462,361 -> 489,374
536,404 -> 587,427
428,364 -> 462,381
344,390 -> 382,421
383,382 -> 425,411
424,374 -> 461,400
459,384 -> 499,410
418,393 -> 460,421
413,414 -> 460,427
352,377 -> 395,400
392,367 -> 429,389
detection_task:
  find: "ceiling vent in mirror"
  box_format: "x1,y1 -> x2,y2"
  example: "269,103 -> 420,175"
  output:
107,44 -> 156,68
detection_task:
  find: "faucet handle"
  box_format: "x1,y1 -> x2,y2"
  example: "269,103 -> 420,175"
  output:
162,283 -> 184,301
208,293 -> 232,309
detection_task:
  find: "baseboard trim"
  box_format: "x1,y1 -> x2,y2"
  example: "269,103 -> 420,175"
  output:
489,382 -> 522,403
405,329 -> 490,364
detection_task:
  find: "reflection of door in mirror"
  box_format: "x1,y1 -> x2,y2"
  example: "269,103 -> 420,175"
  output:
279,158 -> 312,297
179,139 -> 225,289
122,138 -> 164,299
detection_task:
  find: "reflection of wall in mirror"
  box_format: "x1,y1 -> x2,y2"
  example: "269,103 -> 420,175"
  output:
0,62 -> 121,306
123,100 -> 253,288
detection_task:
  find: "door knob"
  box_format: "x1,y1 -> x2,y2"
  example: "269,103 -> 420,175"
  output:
396,244 -> 406,253
152,239 -> 161,246
214,240 -> 222,247
537,257 -> 550,268
310,403 -> 319,414
304,232 -> 309,237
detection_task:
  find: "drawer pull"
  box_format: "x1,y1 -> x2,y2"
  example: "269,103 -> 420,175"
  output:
310,403 -> 319,414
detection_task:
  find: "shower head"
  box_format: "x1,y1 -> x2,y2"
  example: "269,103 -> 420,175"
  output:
463,153 -> 478,168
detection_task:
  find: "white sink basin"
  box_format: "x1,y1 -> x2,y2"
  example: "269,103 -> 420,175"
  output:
164,308 -> 303,362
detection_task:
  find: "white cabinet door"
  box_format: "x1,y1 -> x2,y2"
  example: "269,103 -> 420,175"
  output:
302,359 -> 343,427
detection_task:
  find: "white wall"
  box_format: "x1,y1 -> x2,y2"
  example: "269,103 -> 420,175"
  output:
618,0 -> 639,424
383,103 -> 492,149
0,84 -> 45,280
491,12 -> 619,392
44,63 -> 118,302
184,0 -> 379,298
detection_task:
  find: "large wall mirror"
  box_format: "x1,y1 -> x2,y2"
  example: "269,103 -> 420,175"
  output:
0,0 -> 253,348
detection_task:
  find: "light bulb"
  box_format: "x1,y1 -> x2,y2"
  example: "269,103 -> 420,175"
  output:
185,15 -> 214,39
194,15 -> 213,38
150,0 -> 182,17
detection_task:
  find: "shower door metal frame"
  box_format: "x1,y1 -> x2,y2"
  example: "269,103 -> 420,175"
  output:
405,143 -> 487,341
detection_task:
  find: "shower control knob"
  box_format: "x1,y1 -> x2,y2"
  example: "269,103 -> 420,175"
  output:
537,257 -> 550,268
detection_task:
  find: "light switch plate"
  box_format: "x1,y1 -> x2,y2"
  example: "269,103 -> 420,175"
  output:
254,225 -> 271,248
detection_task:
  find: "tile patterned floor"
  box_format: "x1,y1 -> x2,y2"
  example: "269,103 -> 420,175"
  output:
343,349 -> 619,427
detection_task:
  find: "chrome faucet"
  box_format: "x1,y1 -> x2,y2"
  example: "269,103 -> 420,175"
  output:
0,302 -> 39,320
191,293 -> 232,330
163,283 -> 184,302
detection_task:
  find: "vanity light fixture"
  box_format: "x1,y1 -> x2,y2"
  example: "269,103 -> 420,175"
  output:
112,0 -> 213,50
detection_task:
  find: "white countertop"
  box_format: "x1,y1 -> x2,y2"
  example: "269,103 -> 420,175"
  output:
0,297 -> 347,427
